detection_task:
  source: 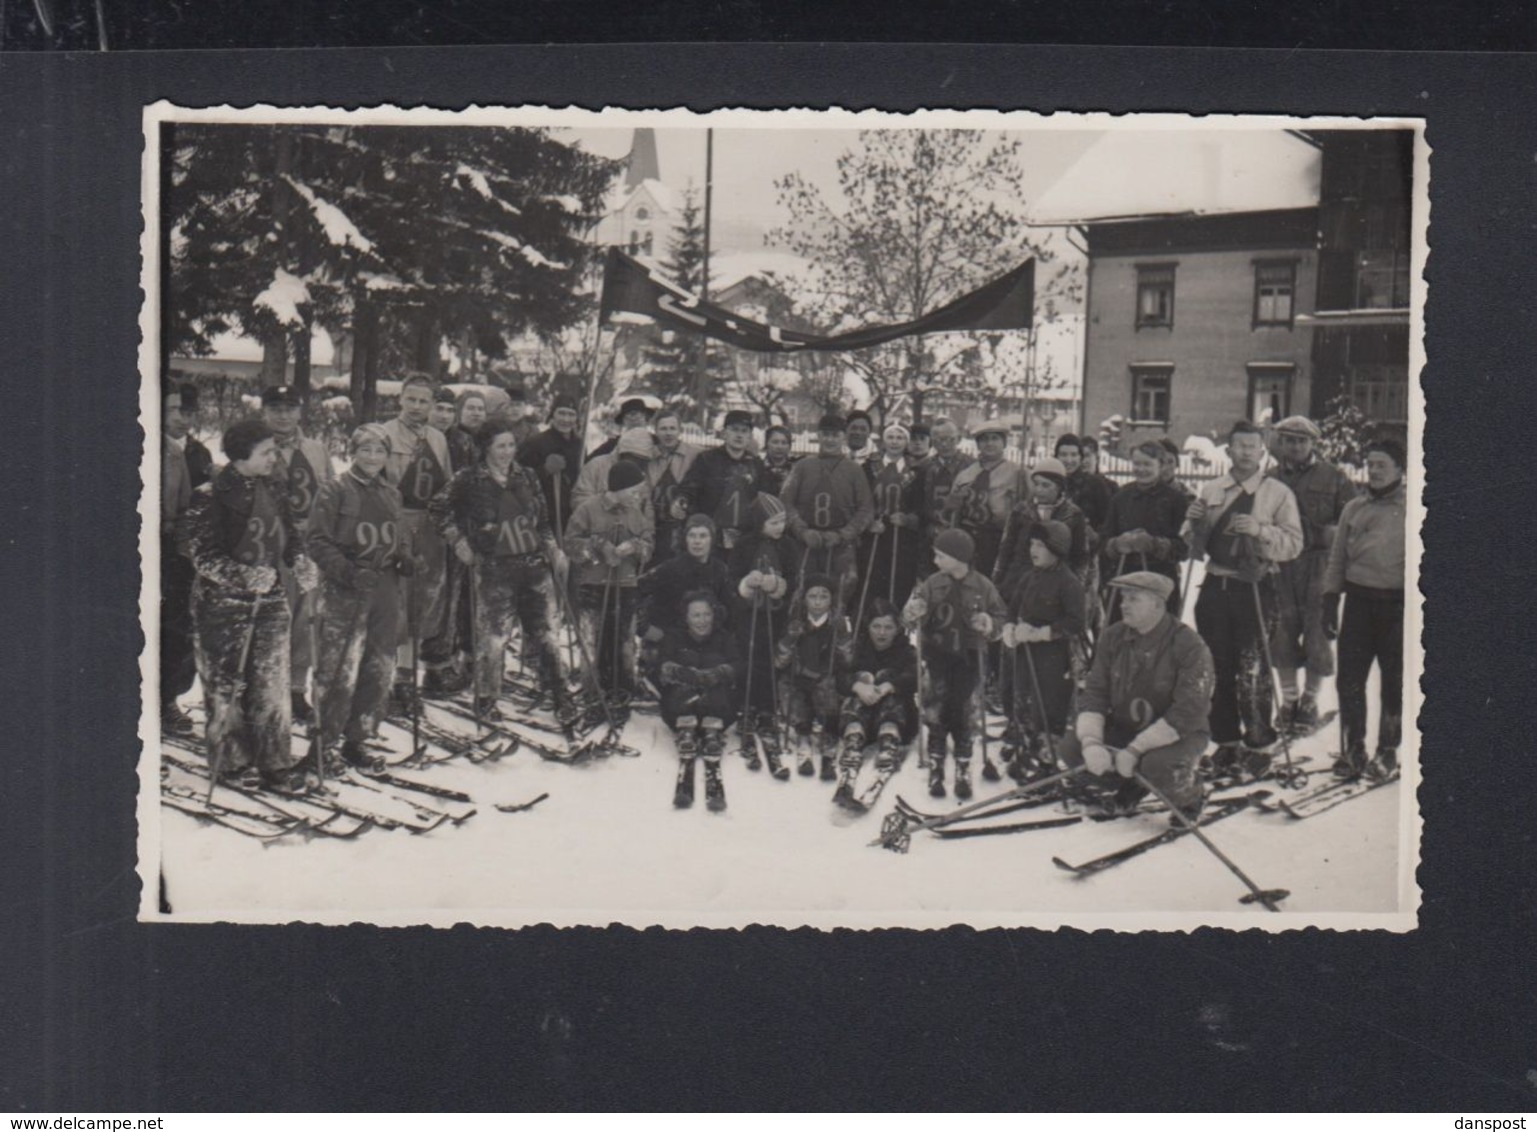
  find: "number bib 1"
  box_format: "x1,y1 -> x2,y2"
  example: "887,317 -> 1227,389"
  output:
399,441 -> 447,510
714,466 -> 755,531
232,481 -> 287,568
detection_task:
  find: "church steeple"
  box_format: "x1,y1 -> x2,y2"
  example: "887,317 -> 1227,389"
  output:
624,127 -> 661,189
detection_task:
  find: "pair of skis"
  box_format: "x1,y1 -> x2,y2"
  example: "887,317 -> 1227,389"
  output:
1255,767 -> 1400,819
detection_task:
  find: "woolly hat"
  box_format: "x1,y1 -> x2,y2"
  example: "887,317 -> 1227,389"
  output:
1108,570 -> 1174,602
1365,437 -> 1407,469
550,393 -> 580,414
801,573 -> 835,597
608,461 -> 647,492
433,386 -> 459,407
933,527 -> 976,566
1133,440 -> 1166,461
615,427 -> 656,458
883,422 -> 911,443
909,422 -> 932,440
1031,457 -> 1068,485
1029,520 -> 1072,561
349,423 -> 392,454
1276,415 -> 1322,440
747,492 -> 787,529
817,413 -> 847,433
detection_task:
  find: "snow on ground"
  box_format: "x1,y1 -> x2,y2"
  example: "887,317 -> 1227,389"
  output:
152,566 -> 1412,931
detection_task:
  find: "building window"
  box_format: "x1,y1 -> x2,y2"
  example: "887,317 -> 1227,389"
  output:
1247,366 -> 1294,424
1355,249 -> 1411,309
1135,264 -> 1176,329
635,206 -> 650,221
1253,260 -> 1297,327
1130,365 -> 1172,424
1347,363 -> 1409,424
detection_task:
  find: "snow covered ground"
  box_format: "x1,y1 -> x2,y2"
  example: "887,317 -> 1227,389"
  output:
147,564 -> 1415,931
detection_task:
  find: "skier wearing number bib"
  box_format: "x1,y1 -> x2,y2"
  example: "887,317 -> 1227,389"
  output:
781,413 -> 875,609
304,424 -> 409,774
432,417 -> 576,725
261,384 -> 335,727
379,374 -> 457,708
676,409 -> 769,561
646,409 -> 702,567
942,421 -> 1023,580
184,418 -> 319,793
1056,571 -> 1215,823
441,389 -> 490,682
901,529 -> 1006,800
860,423 -> 926,616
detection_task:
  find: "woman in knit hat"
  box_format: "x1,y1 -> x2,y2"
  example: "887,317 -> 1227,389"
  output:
999,519 -> 1085,782
992,456 -> 1089,605
563,457 -> 656,704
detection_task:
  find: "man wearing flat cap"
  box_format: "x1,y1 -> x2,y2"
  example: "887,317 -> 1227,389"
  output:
677,409 -> 770,560
1058,571 -> 1216,821
1266,415 -> 1359,734
942,420 -> 1024,579
781,412 -> 875,605
262,383 -> 336,723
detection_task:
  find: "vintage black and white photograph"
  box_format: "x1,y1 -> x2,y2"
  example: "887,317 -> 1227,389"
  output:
138,106 -> 1424,929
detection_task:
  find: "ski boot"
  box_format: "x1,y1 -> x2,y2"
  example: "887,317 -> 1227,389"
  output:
927,738 -> 948,799
1166,786 -> 1208,828
161,701 -> 195,736
1238,743 -> 1274,783
1333,746 -> 1368,781
954,757 -> 974,801
673,717 -> 699,808
291,690 -> 315,726
1367,746 -> 1398,782
980,748 -> 1002,783
421,666 -> 467,700
701,718 -> 727,812
760,720 -> 790,781
474,696 -> 504,724
340,738 -> 386,777
795,733 -> 816,777
259,764 -> 315,796
813,724 -> 836,781
1205,742 -> 1243,782
832,729 -> 864,809
739,714 -> 763,772
389,677 -> 421,719
874,729 -> 902,773
1275,700 -> 1298,736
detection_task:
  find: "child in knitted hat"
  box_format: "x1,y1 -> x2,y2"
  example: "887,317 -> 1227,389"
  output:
775,572 -> 854,780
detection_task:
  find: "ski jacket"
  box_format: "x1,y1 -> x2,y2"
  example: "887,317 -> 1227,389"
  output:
1064,468 -> 1114,531
678,446 -> 771,541
994,495 -> 1089,596
638,552 -> 735,628
864,455 -> 926,527
761,454 -> 800,500
649,442 -> 702,523
563,493 -> 655,588
837,635 -> 918,700
781,454 -> 875,545
726,532 -> 797,620
1081,614 -> 1214,742
1183,469 -> 1303,576
571,452 -> 659,520
1100,480 -> 1191,580
379,420 -> 453,512
1006,562 -> 1086,642
306,468 -> 406,587
269,431 -> 334,532
1268,455 -> 1359,554
922,450 -> 977,530
944,458 -> 1024,534
429,462 -> 554,562
446,425 -> 479,476
185,466 -> 301,594
516,425 -> 584,533
909,567 -> 1007,658
775,609 -> 855,681
657,624 -> 742,690
1323,479 -> 1406,594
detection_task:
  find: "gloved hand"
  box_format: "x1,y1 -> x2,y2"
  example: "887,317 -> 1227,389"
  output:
293,556 -> 319,594
453,539 -> 475,566
745,569 -> 765,592
785,618 -> 806,640
352,566 -> 382,593
247,565 -> 279,594
823,531 -> 843,548
1184,496 -> 1208,524
660,662 -> 694,687
550,548 -> 569,579
615,540 -> 640,560
1081,739 -> 1114,776
969,611 -> 994,636
1102,535 -> 1125,558
597,541 -> 621,567
1114,747 -> 1140,779
902,596 -> 927,626
643,625 -> 666,644
1322,592 -> 1341,640
867,518 -> 885,536
1121,530 -> 1156,556
394,555 -> 416,578
1022,624 -> 1050,644
855,682 -> 881,707
1227,513 -> 1261,537
701,665 -> 735,689
544,453 -> 566,474
999,623 -> 1018,648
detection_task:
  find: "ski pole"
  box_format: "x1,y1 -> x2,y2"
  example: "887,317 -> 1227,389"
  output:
853,532 -> 880,633
740,590 -> 759,748
913,609 -> 929,769
1133,771 -> 1289,912
409,571 -> 421,766
1021,629 -> 1059,767
889,521 -> 899,606
1180,553 -> 1196,626
764,596 -> 788,754
871,767 -> 1079,850
1251,579 -> 1303,788
205,590 -> 263,802
970,594 -> 995,779
468,557 -> 483,743
545,550 -> 618,738
596,556 -> 615,696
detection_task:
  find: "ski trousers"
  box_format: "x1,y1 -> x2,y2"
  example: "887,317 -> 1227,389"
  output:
1271,549 -> 1334,676
922,647 -> 981,759
576,582 -> 638,697
1056,728 -> 1208,813
160,539 -> 198,705
395,510 -> 451,673
1338,584 -> 1404,756
472,558 -> 567,703
839,693 -> 916,745
661,683 -> 736,731
192,583 -> 293,774
283,566 -> 315,692
1005,638 -> 1075,743
313,574 -> 400,748
784,673 -> 841,736
1195,574 -> 1279,748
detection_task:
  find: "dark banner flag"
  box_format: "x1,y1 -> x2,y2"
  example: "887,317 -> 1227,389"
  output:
598,248 -> 1034,353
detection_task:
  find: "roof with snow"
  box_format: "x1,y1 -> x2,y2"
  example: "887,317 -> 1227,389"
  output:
709,251 -> 812,295
1027,130 -> 1321,226
607,177 -> 676,219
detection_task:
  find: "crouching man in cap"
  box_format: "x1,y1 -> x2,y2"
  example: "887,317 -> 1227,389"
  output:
1057,571 -> 1216,822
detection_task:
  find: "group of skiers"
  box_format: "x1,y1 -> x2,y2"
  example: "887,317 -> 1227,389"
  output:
160,379 -> 1408,820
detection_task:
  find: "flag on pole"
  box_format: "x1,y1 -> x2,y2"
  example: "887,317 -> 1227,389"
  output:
598,248 -> 1034,353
